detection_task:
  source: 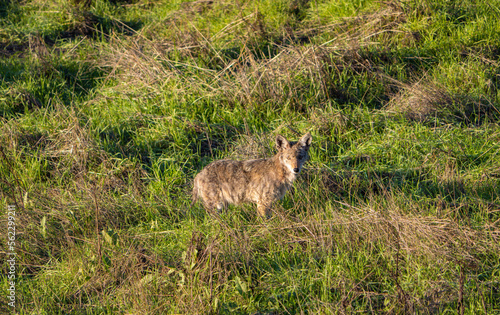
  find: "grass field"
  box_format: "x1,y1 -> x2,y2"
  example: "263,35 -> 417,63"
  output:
1,0 -> 500,313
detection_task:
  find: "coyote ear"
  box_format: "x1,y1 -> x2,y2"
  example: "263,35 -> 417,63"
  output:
299,132 -> 312,148
276,135 -> 290,151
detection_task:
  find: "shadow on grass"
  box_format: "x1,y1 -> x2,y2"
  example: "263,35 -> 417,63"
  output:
44,10 -> 143,43
309,165 -> 499,212
0,7 -> 143,115
0,58 -> 107,117
96,118 -> 243,172
0,0 -> 16,20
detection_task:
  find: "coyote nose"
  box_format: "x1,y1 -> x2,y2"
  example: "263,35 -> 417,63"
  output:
293,168 -> 300,173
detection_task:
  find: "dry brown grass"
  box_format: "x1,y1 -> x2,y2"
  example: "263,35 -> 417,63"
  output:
178,190 -> 500,313
309,107 -> 349,136
1,108 -> 104,176
98,36 -> 339,108
0,109 -> 148,277
305,1 -> 408,49
269,195 -> 498,311
385,79 -> 499,124
94,1 -> 415,110
385,81 -> 455,122
288,195 -> 491,259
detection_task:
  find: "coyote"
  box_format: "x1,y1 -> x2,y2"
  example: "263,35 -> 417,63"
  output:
192,132 -> 312,218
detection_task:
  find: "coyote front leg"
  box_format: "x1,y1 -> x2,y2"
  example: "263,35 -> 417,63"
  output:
257,203 -> 271,218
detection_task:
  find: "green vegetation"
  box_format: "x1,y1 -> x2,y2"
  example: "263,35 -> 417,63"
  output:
1,0 -> 500,313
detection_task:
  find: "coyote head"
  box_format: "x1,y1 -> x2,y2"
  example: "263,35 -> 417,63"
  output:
276,132 -> 312,176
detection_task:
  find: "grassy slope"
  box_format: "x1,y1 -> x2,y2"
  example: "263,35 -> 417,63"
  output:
1,0 -> 500,313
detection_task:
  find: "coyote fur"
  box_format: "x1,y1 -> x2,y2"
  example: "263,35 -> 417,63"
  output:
192,132 -> 312,217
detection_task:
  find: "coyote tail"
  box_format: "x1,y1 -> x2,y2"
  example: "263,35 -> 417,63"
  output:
191,184 -> 199,207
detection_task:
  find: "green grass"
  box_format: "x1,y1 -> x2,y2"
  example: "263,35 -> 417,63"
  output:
1,0 -> 500,313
